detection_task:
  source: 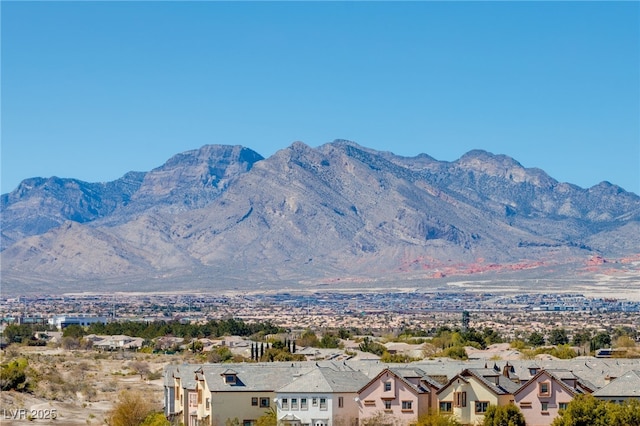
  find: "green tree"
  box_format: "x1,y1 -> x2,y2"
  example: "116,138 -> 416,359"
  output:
442,346 -> 468,360
592,332 -> 612,350
359,337 -> 386,356
319,333 -> 340,349
3,324 -> 32,344
549,328 -> 569,345
528,331 -> 545,347
208,346 -> 234,363
548,344 -> 578,359
483,404 -> 525,426
551,395 -> 609,426
337,327 -> 352,339
298,329 -> 319,347
62,324 -> 86,338
256,408 -> 277,426
482,328 -> 504,346
572,330 -> 592,346
607,399 -> 640,426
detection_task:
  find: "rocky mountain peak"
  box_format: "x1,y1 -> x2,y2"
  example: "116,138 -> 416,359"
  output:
455,149 -> 554,187
1,141 -> 638,293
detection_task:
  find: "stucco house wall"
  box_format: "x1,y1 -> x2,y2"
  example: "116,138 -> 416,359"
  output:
358,370 -> 428,425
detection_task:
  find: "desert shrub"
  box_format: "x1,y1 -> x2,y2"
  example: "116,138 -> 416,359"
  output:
442,346 -> 468,360
417,410 -> 461,426
106,390 -> 156,426
140,412 -> 170,426
0,357 -> 34,392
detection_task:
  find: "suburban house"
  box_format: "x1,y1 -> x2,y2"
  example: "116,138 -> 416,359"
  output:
357,367 -> 442,425
163,358 -> 640,426
436,368 -> 520,425
275,366 -> 370,426
167,364 -> 202,426
194,363 -> 355,426
592,370 -> 640,403
513,369 -> 594,426
87,334 -> 144,351
164,365 -> 177,420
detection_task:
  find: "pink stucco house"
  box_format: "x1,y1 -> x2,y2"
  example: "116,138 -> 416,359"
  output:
357,367 -> 442,425
513,369 -> 594,426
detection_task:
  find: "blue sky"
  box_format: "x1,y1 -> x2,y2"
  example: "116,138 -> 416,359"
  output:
2,1 -> 639,194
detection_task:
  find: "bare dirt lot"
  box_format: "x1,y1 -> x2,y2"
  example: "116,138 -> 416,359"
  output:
0,346 -> 186,425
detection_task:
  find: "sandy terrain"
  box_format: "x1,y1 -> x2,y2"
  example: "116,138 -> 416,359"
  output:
0,346 -> 175,425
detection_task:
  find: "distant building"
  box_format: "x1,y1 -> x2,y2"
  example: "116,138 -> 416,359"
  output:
48,315 -> 107,330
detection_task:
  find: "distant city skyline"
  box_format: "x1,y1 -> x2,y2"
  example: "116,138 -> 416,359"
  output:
2,1 -> 638,194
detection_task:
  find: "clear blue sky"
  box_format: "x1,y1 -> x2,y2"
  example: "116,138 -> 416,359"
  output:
2,1 -> 639,195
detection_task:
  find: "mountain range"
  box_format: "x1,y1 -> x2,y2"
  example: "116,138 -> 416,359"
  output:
1,140 -> 639,294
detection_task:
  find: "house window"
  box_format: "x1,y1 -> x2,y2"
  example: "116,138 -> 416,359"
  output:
319,398 -> 327,410
439,402 -> 452,413
475,401 -> 489,413
206,398 -> 210,410
541,402 -> 549,412
312,398 -> 318,407
291,398 -> 298,410
225,374 -> 236,384
559,403 -> 568,410
384,400 -> 392,410
260,398 -> 270,408
281,398 -> 289,410
243,421 -> 254,426
338,397 -> 343,408
539,382 -> 550,396
301,398 -> 308,410
402,401 -> 413,411
251,397 -> 258,406
384,381 -> 392,392
454,391 -> 467,407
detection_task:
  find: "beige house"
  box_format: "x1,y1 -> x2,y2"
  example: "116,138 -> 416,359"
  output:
170,364 -> 202,426
436,368 -> 519,425
194,363 -> 331,426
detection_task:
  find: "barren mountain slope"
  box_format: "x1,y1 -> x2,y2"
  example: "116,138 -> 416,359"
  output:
1,140 -> 638,292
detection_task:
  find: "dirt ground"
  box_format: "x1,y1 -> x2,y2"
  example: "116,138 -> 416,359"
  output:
0,346 -> 188,425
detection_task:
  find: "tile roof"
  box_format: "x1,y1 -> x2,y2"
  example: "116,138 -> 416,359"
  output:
592,370 -> 640,398
277,367 -> 370,393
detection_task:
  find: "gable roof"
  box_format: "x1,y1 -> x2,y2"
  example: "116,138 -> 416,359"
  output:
592,370 -> 640,398
357,367 -> 441,395
278,367 -> 370,393
437,368 -> 520,396
514,369 -> 580,398
174,364 -> 203,390
201,363 -> 312,392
